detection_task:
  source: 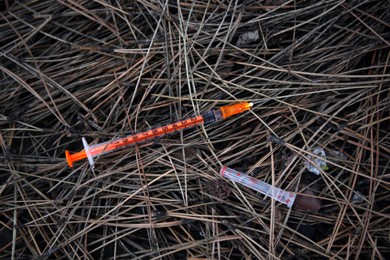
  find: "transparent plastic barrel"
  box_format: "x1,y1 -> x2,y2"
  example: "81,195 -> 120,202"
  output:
220,166 -> 296,208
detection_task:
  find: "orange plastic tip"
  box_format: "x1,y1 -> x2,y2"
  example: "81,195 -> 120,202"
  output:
220,102 -> 253,119
65,150 -> 87,167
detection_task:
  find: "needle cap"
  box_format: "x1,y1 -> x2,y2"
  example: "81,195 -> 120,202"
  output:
220,102 -> 253,119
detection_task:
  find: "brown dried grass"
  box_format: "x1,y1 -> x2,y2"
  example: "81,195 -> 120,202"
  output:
1,0 -> 389,259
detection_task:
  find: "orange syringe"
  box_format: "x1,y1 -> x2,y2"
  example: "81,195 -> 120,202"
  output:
65,102 -> 253,168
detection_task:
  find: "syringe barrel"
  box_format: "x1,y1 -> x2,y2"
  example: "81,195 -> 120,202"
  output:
87,139 -> 117,157
220,166 -> 296,208
87,115 -> 205,158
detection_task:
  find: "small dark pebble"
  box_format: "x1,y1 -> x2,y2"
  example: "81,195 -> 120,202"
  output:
293,187 -> 321,213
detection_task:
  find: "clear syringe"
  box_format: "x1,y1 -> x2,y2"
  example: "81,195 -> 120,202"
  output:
65,102 -> 253,168
220,166 -> 296,208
